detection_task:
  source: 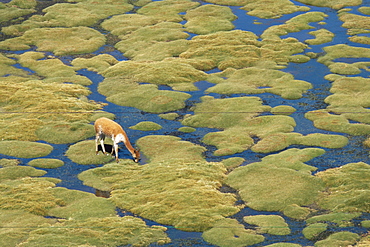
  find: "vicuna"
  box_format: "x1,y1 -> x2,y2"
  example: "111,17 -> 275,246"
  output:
94,117 -> 140,163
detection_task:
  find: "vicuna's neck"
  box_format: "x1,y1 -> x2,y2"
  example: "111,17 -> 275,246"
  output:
116,133 -> 136,153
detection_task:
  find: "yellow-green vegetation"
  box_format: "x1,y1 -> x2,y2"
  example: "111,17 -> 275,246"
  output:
179,29 -> 307,70
0,209 -> 56,247
101,14 -> 159,38
261,11 -> 328,40
316,162 -> 370,213
137,0 -> 199,22
72,54 -> 119,73
0,54 -> 32,77
0,78 -> 103,141
2,0 -> 133,35
0,141 -> 53,158
317,44 -> 370,74
202,218 -> 265,247
302,223 -> 328,240
222,157 -> 245,170
48,187 -> 117,220
16,51 -> 92,85
0,0 -> 36,23
0,27 -> 106,55
339,11 -> 370,44
36,122 -> 95,144
0,166 -> 46,181
265,244 -> 302,247
306,29 -> 335,45
130,121 -> 162,131
102,60 -> 207,86
244,215 -> 291,235
355,235 -> 370,247
306,76 -> 370,135
314,231 -> 360,247
182,96 -> 271,129
226,148 -> 325,216
178,126 -> 196,132
109,21 -> 189,60
306,110 -> 370,135
184,5 -> 236,34
252,132 -> 348,153
137,135 -> 206,163
0,177 -> 63,215
271,105 -> 297,115
18,216 -> 170,247
65,140 -> 115,165
159,112 -> 179,120
283,204 -> 312,220
0,158 -> 20,167
98,77 -> 192,113
202,127 -> 254,156
207,67 -> 312,99
241,0 -> 310,19
79,136 -> 240,231
28,159 -> 64,169
306,212 -> 361,226
296,0 -> 362,9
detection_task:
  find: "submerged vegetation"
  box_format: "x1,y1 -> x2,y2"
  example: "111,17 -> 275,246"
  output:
1,0 -> 370,246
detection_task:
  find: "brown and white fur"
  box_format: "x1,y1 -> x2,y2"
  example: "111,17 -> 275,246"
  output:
94,117 -> 140,163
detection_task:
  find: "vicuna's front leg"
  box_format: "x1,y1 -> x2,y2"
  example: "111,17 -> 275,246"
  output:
113,142 -> 119,162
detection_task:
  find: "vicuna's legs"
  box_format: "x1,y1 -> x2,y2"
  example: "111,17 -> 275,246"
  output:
95,133 -> 107,155
113,141 -> 119,162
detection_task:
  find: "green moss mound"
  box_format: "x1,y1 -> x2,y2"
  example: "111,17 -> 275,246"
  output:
302,223 -> 328,240
0,141 -> 53,158
36,122 -> 95,144
271,105 -> 297,115
241,0 -> 310,19
28,159 -> 64,169
102,60 -> 207,86
252,133 -> 348,153
48,187 -> 116,220
130,121 -> 162,131
179,29 -> 307,70
65,140 -> 114,165
206,67 -> 312,100
314,231 -> 359,247
137,0 -> 200,22
137,135 -> 206,163
72,54 -> 119,73
79,160 -> 239,232
80,136 -> 240,231
159,112 -> 179,120
306,212 -> 361,227
0,27 -> 106,55
0,166 -> 46,182
0,78 -> 103,141
316,162 -> 370,213
178,126 -> 196,133
226,148 -> 325,215
184,5 -> 236,35
317,44 -> 370,75
202,127 -> 254,156
182,96 -> 271,129
102,82 -> 191,113
0,209 -> 56,247
19,216 -> 170,247
202,218 -> 264,247
0,158 -> 20,167
0,177 -> 63,215
306,29 -> 334,45
296,0 -> 361,9
244,215 -> 291,235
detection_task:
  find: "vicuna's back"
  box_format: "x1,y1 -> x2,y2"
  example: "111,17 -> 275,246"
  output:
94,117 -> 124,137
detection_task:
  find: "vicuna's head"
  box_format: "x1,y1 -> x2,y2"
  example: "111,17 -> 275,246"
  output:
133,149 -> 140,163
